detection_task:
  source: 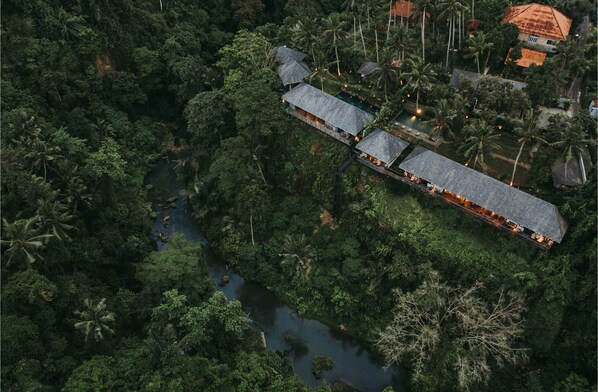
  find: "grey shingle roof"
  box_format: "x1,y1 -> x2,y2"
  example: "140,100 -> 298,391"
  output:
357,61 -> 378,76
276,46 -> 307,64
282,83 -> 375,136
355,128 -> 410,166
277,60 -> 311,86
450,68 -> 527,90
399,146 -> 568,242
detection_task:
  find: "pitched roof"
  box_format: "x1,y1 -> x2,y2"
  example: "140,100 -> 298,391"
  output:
282,83 -> 374,136
277,60 -> 310,86
390,1 -> 416,18
399,146 -> 568,242
355,129 -> 410,166
276,46 -> 307,64
450,68 -> 527,90
357,61 -> 378,76
502,3 -> 572,41
509,47 -> 547,68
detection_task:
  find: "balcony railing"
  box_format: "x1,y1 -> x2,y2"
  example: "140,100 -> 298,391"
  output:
287,109 -> 351,145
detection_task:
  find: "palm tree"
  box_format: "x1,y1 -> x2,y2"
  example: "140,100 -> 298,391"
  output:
322,14 -> 349,76
510,109 -> 546,186
53,162 -> 92,214
74,298 -> 116,342
309,47 -> 335,91
24,138 -> 63,180
388,24 -> 413,61
413,0 -> 431,62
279,234 -> 315,279
403,56 -> 436,112
1,217 -> 54,268
551,125 -> 596,183
465,32 -> 494,74
342,0 -> 359,49
425,98 -> 457,141
460,120 -> 501,171
556,37 -> 578,71
438,0 -> 468,66
367,48 -> 399,101
36,199 -> 77,241
291,18 -> 320,61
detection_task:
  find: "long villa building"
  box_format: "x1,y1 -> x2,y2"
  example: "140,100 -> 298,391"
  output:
282,82 -> 374,145
277,49 -> 568,249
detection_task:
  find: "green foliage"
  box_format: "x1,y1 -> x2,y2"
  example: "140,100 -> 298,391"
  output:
1,315 -> 45,372
312,355 -> 333,378
137,234 -> 213,304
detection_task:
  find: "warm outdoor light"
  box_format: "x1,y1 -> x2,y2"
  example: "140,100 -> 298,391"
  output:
416,108 -> 422,114
498,125 -> 503,130
411,116 -> 416,121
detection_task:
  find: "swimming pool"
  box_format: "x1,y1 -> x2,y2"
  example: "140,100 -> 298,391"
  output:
335,92 -> 379,115
393,111 -> 434,135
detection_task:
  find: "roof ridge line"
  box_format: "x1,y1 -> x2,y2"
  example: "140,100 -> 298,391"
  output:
505,3 -> 532,22
550,6 -> 567,40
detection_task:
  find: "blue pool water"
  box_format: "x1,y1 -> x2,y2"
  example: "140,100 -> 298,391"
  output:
393,111 -> 434,135
335,92 -> 379,115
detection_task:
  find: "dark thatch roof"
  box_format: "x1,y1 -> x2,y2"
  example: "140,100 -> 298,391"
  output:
450,68 -> 527,90
355,129 -> 410,166
399,146 -> 568,242
276,46 -> 307,64
357,61 -> 378,76
282,83 -> 374,136
551,147 -> 591,187
277,60 -> 310,86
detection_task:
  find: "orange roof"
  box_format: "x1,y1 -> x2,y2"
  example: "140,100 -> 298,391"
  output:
502,3 -> 571,41
390,1 -> 416,18
507,47 -> 547,68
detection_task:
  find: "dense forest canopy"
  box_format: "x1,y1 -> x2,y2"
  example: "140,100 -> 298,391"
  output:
1,0 -> 596,391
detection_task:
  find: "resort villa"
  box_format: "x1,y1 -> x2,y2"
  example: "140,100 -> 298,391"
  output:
276,47 -> 569,248
399,147 -> 568,248
276,46 -> 311,88
502,3 -> 572,54
282,82 -> 375,145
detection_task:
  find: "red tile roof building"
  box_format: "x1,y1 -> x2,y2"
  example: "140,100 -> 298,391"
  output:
390,1 -> 416,18
502,3 -> 572,53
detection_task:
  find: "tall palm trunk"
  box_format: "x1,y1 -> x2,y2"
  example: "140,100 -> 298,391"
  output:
250,214 -> 255,246
483,49 -> 491,73
353,17 -> 357,48
416,91 -> 420,112
359,19 -> 367,55
471,0 -> 474,19
476,53 -> 480,74
387,0 -> 393,34
334,45 -> 341,76
445,17 -> 452,66
510,141 -> 526,185
458,12 -> 462,50
421,8 -> 426,62
375,29 -> 379,62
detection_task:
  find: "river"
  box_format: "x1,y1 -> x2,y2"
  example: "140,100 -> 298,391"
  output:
147,159 -> 408,392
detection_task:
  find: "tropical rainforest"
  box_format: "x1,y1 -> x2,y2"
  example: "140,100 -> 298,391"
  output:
1,0 -> 596,391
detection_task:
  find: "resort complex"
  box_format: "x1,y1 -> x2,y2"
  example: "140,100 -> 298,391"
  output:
275,34 -> 582,248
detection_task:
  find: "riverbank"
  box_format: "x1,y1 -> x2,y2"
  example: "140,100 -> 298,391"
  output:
147,158 -> 407,391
